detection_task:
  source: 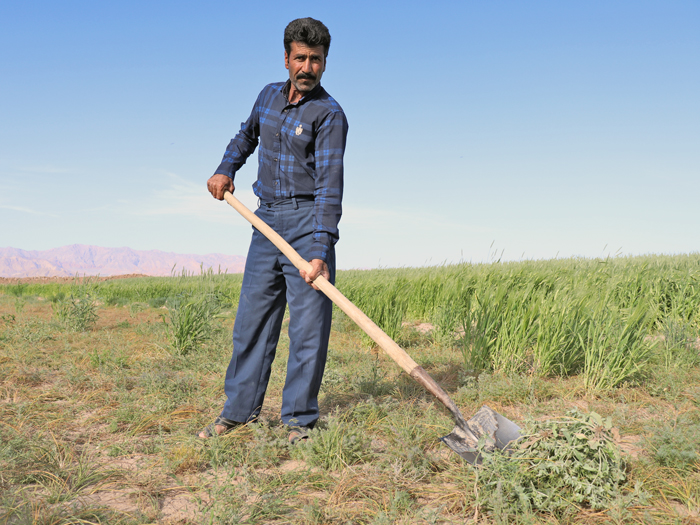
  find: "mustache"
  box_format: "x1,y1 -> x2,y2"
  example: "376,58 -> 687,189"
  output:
296,72 -> 317,81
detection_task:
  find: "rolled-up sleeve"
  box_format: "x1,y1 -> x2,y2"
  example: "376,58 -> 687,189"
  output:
214,100 -> 261,180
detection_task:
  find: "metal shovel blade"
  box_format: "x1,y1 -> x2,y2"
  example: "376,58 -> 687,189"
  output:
440,405 -> 521,464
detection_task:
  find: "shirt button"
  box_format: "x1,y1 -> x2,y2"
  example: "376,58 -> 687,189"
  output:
276,133 -> 279,137
274,158 -> 278,162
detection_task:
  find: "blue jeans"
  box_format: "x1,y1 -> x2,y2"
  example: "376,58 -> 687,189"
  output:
220,198 -> 335,428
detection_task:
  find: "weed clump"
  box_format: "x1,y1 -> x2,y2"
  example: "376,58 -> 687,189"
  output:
292,416 -> 372,470
477,410 -> 644,518
162,294 -> 220,355
52,293 -> 99,332
647,417 -> 700,470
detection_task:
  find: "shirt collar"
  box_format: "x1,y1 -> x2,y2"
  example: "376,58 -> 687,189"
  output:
281,79 -> 322,106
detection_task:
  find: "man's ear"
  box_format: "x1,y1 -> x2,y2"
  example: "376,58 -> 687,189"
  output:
284,51 -> 289,70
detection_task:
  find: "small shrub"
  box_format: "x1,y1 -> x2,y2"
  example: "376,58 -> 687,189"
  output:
14,296 -> 27,314
52,293 -> 99,332
321,368 -> 346,388
379,405 -> 442,476
90,349 -> 129,370
248,424 -> 289,467
149,296 -> 168,308
162,295 -> 220,355
647,418 -> 700,470
292,416 -> 372,470
166,443 -> 206,474
372,489 -> 416,524
105,296 -> 127,307
203,428 -> 251,469
352,359 -> 394,397
647,366 -> 696,401
343,397 -> 394,429
48,291 -> 66,303
6,283 -> 27,297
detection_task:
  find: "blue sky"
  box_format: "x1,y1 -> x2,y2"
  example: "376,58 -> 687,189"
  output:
1,1 -> 698,269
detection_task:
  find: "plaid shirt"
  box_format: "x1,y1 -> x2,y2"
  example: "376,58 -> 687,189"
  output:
215,81 -> 348,262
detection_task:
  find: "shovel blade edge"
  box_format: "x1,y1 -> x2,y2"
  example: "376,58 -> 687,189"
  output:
440,429 -> 481,464
441,405 -> 522,464
493,411 -> 522,449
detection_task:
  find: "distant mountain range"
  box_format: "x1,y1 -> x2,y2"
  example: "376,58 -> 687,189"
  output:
0,245 -> 246,277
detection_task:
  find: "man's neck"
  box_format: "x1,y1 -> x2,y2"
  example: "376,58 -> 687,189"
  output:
283,80 -> 320,105
288,84 -> 304,105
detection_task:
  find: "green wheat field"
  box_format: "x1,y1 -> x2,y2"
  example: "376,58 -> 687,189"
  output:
1,253 -> 699,524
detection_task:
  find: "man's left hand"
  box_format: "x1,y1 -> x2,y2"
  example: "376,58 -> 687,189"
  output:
300,259 -> 329,290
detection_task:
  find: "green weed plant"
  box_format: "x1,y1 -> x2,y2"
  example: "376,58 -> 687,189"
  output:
48,277 -> 101,332
162,294 -> 220,355
477,410 -> 643,519
52,293 -> 99,332
659,318 -> 700,369
648,416 -> 700,470
292,415 -> 373,470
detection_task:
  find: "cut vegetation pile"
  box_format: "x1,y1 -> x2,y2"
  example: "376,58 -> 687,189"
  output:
1,254 -> 699,524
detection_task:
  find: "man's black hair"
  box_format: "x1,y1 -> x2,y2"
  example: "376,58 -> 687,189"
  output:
284,18 -> 331,57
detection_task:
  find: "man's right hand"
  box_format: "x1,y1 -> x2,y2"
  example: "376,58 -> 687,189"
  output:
207,174 -> 235,200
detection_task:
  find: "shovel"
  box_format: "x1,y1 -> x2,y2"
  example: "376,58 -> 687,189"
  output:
222,191 -> 520,462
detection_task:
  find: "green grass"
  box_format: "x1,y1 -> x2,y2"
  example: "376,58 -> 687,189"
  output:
162,294 -> 222,355
1,253 -> 700,523
52,292 -> 100,332
291,413 -> 373,470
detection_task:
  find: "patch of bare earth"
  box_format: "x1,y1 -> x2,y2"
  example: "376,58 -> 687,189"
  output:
81,452 -> 201,523
78,488 -> 200,524
402,321 -> 434,333
618,434 -> 644,460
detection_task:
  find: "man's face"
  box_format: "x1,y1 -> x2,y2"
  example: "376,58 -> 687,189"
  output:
285,41 -> 326,95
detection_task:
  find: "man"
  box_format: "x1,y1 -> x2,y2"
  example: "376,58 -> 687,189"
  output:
201,17 -> 348,443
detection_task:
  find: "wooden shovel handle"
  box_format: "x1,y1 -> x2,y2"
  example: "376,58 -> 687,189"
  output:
223,192 -> 467,427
